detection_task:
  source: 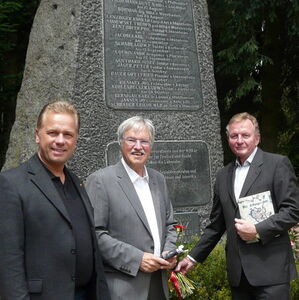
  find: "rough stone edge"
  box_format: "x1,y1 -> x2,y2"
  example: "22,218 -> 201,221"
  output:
3,0 -> 82,170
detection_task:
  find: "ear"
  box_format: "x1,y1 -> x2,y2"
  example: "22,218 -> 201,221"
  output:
35,128 -> 40,144
255,133 -> 261,145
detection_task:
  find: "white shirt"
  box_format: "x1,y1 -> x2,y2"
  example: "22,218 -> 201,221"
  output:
121,158 -> 161,256
189,148 -> 259,263
234,147 -> 258,200
187,148 -> 259,264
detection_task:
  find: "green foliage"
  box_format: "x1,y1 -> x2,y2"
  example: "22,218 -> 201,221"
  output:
170,239 -> 299,299
0,1 -> 36,56
208,0 -> 299,170
209,0 -> 298,103
291,261 -> 299,300
169,240 -> 231,300
0,0 -> 40,169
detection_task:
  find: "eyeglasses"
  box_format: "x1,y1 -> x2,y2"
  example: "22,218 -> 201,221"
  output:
124,138 -> 151,147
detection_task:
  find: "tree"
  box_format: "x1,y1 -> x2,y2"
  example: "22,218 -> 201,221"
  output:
1,0 -> 298,174
208,0 -> 299,174
0,0 -> 40,169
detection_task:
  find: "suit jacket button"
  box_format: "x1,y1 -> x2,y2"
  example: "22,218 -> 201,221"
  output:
71,249 -> 76,254
71,276 -> 76,281
150,246 -> 154,250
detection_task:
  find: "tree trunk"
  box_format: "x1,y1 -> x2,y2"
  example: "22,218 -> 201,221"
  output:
260,6 -> 286,153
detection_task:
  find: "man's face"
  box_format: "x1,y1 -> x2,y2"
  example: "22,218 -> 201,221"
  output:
35,112 -> 78,171
121,127 -> 152,176
227,119 -> 260,163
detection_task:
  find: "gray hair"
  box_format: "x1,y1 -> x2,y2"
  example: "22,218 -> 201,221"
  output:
226,112 -> 260,136
117,116 -> 155,145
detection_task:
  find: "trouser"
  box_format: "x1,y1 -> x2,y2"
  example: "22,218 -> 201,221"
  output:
147,270 -> 167,300
231,271 -> 291,300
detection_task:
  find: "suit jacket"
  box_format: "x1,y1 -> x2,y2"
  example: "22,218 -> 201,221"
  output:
190,148 -> 299,286
85,161 -> 177,300
0,154 -> 110,300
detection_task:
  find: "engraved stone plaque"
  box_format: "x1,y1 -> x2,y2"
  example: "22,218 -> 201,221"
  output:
5,0 -> 222,236
103,0 -> 202,110
174,212 -> 200,242
106,140 -> 211,207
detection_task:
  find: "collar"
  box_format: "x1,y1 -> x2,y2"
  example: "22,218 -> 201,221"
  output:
235,147 -> 258,167
121,158 -> 149,183
36,154 -> 67,180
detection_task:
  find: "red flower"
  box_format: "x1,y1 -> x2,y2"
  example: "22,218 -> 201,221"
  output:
169,271 -> 182,298
169,270 -> 197,299
174,224 -> 186,232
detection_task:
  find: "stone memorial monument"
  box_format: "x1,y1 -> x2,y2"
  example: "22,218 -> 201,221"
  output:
3,0 -> 223,239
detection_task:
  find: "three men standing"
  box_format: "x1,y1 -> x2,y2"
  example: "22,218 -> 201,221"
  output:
0,101 -> 110,300
176,112 -> 299,299
86,116 -> 177,300
2,105 -> 298,300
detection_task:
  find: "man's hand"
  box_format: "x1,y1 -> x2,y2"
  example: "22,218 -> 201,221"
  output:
140,252 -> 171,273
234,218 -> 257,241
175,257 -> 196,275
162,251 -> 177,269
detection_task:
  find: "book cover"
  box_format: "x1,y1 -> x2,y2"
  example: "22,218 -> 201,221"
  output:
238,191 -> 274,224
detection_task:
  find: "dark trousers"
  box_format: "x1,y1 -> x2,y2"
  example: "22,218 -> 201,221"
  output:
147,270 -> 167,300
75,287 -> 87,300
75,275 -> 97,300
231,271 -> 291,300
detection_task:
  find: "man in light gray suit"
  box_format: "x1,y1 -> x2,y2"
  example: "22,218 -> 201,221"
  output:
86,116 -> 177,300
176,112 -> 299,300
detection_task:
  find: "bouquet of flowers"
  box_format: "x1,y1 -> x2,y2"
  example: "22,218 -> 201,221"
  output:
168,224 -> 197,299
169,270 -> 196,299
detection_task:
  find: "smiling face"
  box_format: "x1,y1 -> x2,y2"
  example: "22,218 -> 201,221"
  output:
227,119 -> 260,164
121,127 -> 152,176
35,112 -> 78,173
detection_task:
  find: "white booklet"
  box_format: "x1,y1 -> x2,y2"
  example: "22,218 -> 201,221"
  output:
238,191 -> 275,224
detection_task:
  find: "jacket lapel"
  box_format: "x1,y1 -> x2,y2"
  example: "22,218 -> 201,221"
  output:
148,170 -> 162,240
27,155 -> 72,225
227,162 -> 238,207
239,148 -> 263,198
68,171 -> 94,224
116,162 -> 152,235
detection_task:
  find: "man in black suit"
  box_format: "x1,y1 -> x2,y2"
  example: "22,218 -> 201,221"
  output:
0,101 -> 110,300
176,112 -> 299,299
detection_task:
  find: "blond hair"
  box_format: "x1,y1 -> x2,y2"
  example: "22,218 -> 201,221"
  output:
226,112 -> 260,136
37,101 -> 80,131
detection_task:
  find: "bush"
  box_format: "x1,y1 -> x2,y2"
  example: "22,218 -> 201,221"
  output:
291,260 -> 299,300
170,239 -> 299,299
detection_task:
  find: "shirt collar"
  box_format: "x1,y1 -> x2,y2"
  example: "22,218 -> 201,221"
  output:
235,147 -> 258,167
121,158 -> 149,183
36,153 -> 67,180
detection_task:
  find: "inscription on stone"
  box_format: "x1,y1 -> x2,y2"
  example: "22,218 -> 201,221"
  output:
174,212 -> 200,242
103,0 -> 203,110
106,141 -> 211,207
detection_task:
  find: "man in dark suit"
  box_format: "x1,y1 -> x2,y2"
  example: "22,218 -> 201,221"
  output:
176,112 -> 299,299
0,101 -> 110,300
85,116 -> 177,300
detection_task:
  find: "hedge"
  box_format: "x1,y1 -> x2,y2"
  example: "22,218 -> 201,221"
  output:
169,239 -> 299,299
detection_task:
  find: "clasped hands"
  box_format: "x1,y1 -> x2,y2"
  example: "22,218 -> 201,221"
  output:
140,251 -> 177,273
